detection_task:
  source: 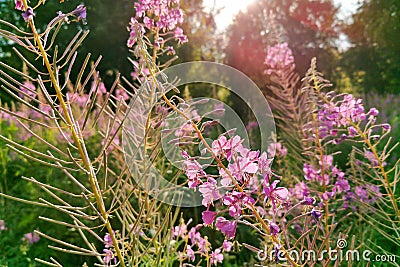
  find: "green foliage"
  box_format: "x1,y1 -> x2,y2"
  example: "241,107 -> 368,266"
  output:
0,120 -> 90,266
340,0 -> 400,94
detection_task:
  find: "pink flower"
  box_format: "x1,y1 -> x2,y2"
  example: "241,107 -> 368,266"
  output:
258,152 -> 272,177
334,178 -> 350,193
115,88 -> 129,101
226,156 -> 258,184
72,4 -> 86,21
188,227 -> 201,244
311,208 -> 322,219
175,122 -> 195,138
222,240 -> 233,252
364,151 -> 378,166
198,178 -> 220,207
131,0 -> 186,47
174,27 -> 188,44
317,94 -> 367,138
197,236 -> 208,253
303,163 -> 319,181
0,220 -> 6,231
103,248 -> 114,265
202,210 -> 217,225
332,166 -> 345,179
104,233 -> 113,248
23,232 -> 40,244
215,217 -> 237,239
182,152 -> 205,189
15,0 -> 23,10
319,155 -> 333,168
302,196 -> 316,205
269,221 -> 280,236
223,191 -> 255,218
382,124 -> 391,131
21,7 -> 35,22
212,135 -> 243,160
264,43 -> 295,75
167,46 -> 175,55
127,18 -> 145,47
143,16 -> 154,29
134,2 -> 146,17
97,82 -> 107,95
219,168 -> 232,187
210,248 -> 224,266
347,126 -> 357,136
368,107 -> 379,117
303,163 -> 330,185
264,180 -> 289,208
172,223 -> 188,239
290,182 -> 309,200
19,81 -> 36,99
186,245 -> 195,261
67,92 -> 89,107
154,37 -> 165,48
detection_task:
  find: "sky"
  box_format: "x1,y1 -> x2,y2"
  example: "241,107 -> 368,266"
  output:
203,0 -> 362,31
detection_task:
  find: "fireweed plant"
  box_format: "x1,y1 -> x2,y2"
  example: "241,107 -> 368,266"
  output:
0,0 -> 188,266
263,43 -> 400,265
162,46 -> 400,266
0,1 -> 398,267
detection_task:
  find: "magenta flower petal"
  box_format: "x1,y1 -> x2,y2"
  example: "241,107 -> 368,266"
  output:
15,0 -> 23,10
202,210 -> 217,225
274,187 -> 289,200
216,217 -> 237,239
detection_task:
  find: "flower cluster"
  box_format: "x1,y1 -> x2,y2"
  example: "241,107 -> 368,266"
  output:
301,149 -> 381,211
127,0 -> 187,48
180,133 -> 294,241
290,181 -> 309,200
302,153 -> 372,209
316,94 -> 383,140
171,220 -> 232,266
0,78 -> 125,152
102,233 -> 117,265
22,232 -> 40,244
264,43 -> 295,75
342,184 -> 382,210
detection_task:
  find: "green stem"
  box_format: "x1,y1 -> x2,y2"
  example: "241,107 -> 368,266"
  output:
21,2 -> 125,265
350,121 -> 400,219
311,74 -> 331,251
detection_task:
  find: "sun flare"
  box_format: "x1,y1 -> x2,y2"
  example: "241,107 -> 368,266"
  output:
203,0 -> 255,30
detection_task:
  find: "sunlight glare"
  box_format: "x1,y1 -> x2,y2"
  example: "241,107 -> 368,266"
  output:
203,0 -> 255,31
